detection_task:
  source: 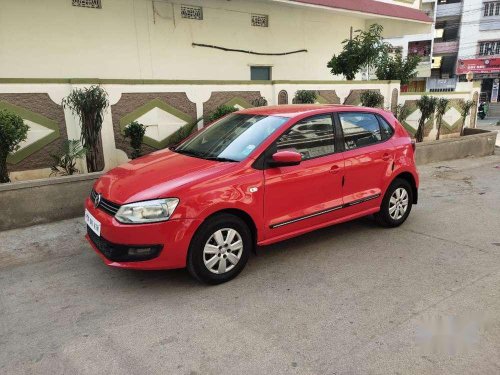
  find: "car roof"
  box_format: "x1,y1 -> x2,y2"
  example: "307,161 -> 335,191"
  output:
238,104 -> 387,118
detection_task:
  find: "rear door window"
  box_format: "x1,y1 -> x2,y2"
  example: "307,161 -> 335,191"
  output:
339,113 -> 382,150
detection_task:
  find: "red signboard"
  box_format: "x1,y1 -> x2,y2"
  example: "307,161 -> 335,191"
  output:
456,58 -> 500,74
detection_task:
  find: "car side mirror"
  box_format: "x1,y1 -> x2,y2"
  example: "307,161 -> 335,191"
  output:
270,150 -> 302,167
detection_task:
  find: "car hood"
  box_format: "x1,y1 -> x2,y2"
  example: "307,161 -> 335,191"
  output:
93,149 -> 235,204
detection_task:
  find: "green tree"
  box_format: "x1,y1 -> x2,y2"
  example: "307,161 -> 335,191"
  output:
360,91 -> 384,108
0,109 -> 29,183
435,98 -> 449,140
62,85 -> 109,172
459,100 -> 475,136
327,24 -> 387,80
415,95 -> 437,142
124,121 -> 147,159
375,51 -> 421,85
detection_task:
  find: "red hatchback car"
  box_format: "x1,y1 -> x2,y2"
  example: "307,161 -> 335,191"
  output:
85,105 -> 418,284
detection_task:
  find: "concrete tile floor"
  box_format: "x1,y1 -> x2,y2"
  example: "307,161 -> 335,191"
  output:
1,154 -> 500,375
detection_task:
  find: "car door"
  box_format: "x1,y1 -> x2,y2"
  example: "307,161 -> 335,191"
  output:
263,113 -> 345,241
336,111 -> 395,214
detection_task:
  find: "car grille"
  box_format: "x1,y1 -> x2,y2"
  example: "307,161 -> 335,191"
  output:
90,189 -> 121,216
87,226 -> 162,262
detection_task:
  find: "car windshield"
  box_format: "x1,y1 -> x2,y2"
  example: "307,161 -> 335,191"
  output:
173,114 -> 288,162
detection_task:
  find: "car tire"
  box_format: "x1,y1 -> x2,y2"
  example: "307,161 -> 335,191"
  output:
375,178 -> 413,228
187,213 -> 252,284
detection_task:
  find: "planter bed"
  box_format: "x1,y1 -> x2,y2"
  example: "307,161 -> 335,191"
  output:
415,129 -> 497,165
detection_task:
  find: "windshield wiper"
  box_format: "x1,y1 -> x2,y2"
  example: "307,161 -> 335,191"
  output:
173,148 -> 204,158
203,156 -> 239,163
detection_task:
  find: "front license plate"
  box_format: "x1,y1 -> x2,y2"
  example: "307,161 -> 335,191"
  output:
85,209 -> 101,237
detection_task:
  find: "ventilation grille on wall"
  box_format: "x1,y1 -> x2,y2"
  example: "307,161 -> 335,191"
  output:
251,14 -> 269,27
72,0 -> 102,8
181,5 -> 203,20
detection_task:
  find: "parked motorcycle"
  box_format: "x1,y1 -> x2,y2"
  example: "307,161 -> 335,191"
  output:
478,102 -> 487,120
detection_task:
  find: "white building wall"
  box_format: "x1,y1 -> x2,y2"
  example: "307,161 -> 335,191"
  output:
458,0 -> 500,60
0,0 -> 430,81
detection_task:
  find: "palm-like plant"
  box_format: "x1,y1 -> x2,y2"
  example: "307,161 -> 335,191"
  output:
393,104 -> 411,123
459,100 -> 475,136
50,140 -> 87,176
435,98 -> 449,141
62,86 -> 109,172
415,95 -> 437,142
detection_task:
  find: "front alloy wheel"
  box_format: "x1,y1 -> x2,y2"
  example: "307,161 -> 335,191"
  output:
203,228 -> 244,274
187,214 -> 251,284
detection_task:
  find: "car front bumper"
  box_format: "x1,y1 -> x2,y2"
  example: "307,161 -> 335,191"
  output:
85,198 -> 201,270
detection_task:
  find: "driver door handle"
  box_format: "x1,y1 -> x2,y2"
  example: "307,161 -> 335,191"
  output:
330,165 -> 340,174
382,153 -> 391,161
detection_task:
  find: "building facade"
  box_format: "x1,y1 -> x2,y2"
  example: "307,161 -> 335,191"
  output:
430,0 -> 500,102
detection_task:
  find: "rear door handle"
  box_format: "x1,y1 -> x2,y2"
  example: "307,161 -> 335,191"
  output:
382,153 -> 391,161
330,165 -> 340,174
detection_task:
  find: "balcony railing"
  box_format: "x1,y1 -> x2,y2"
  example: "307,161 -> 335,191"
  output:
433,40 -> 459,55
436,2 -> 462,18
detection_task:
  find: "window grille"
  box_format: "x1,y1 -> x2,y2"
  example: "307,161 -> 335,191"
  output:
484,2 -> 500,16
479,40 -> 500,55
72,0 -> 101,8
251,14 -> 269,27
181,5 -> 203,20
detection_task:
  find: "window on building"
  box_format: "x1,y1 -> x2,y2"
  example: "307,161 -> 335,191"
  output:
479,40 -> 500,55
250,66 -> 272,80
276,115 -> 335,160
181,5 -> 203,20
484,2 -> 500,16
72,0 -> 101,8
251,14 -> 269,27
339,113 -> 383,150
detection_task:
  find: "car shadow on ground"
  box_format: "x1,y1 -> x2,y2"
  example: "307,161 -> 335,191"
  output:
96,215 -> 385,289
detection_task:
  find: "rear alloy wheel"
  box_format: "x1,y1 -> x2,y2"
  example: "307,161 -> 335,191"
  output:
375,178 -> 413,227
187,214 -> 251,284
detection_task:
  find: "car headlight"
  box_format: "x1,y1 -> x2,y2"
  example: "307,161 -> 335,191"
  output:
115,198 -> 179,224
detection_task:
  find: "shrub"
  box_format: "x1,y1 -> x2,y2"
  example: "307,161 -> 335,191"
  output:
50,140 -> 86,176
0,109 -> 29,183
62,85 -> 109,172
360,91 -> 384,108
208,105 -> 238,123
435,98 -> 449,140
415,95 -> 437,142
124,121 -> 147,159
251,97 -> 268,107
293,90 -> 317,104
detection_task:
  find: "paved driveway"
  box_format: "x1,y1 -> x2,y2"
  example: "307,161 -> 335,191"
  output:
1,155 -> 500,375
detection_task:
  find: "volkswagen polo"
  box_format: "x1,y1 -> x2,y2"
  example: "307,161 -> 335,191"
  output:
85,105 -> 419,284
